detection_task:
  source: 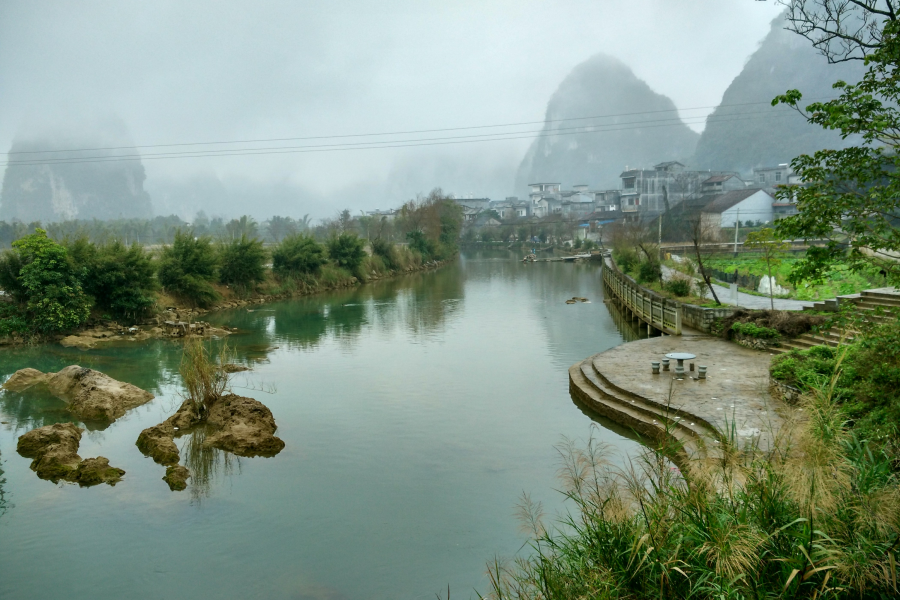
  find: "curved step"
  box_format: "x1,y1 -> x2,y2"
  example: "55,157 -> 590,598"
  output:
579,361 -> 712,446
569,359 -> 718,462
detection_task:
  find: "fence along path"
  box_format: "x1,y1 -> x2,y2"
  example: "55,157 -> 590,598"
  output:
602,254 -> 682,335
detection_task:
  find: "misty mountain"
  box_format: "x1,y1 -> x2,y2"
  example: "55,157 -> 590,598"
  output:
0,121 -> 152,223
514,54 -> 700,193
692,13 -> 863,172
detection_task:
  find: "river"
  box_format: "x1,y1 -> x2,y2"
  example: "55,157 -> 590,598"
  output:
0,249 -> 645,600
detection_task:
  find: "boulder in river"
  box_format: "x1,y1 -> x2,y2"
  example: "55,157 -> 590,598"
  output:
16,422 -> 124,486
205,394 -> 286,457
2,365 -> 154,422
163,465 -> 191,491
136,399 -> 201,466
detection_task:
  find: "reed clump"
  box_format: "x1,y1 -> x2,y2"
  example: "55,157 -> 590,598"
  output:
179,338 -> 232,415
486,353 -> 900,600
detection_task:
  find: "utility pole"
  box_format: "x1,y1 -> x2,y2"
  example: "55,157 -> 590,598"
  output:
658,213 -> 663,262
733,208 -> 740,258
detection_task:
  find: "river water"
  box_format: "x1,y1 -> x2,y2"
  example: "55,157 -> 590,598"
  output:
0,250 -> 644,600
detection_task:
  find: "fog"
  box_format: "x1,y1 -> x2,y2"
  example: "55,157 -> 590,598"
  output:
0,0 -> 785,219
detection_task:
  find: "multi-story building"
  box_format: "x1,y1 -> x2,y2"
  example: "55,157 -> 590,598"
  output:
619,162 -> 742,216
528,182 -> 561,217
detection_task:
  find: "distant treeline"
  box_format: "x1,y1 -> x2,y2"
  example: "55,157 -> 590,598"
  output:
0,191 -> 463,337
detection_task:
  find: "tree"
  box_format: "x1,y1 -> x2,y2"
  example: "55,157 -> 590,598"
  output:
688,215 -> 723,305
745,228 -> 791,309
158,230 -> 220,307
225,215 -> 258,240
271,234 -> 326,278
218,235 -> 267,292
69,239 -> 158,321
776,0 -> 896,63
327,233 -> 367,271
6,229 -> 91,332
773,18 -> 900,284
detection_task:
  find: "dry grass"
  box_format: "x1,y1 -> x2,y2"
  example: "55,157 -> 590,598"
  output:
179,337 -> 232,414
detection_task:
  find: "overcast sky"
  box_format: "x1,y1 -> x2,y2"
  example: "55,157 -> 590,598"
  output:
0,0 -> 786,217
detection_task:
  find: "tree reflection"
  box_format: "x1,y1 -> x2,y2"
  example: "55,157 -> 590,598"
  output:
178,424 -> 240,503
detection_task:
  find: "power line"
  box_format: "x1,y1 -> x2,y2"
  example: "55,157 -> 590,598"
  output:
1,111 -> 799,168
2,108 -> 795,166
5,97 -> 830,156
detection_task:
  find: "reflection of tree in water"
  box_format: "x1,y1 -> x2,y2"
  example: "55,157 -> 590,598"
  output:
0,455 -> 8,519
179,425 -> 240,503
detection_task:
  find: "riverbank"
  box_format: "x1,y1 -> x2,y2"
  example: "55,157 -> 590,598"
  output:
2,256 -> 455,349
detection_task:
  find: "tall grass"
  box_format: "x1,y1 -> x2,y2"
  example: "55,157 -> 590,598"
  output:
486,352 -> 900,600
180,338 -> 232,414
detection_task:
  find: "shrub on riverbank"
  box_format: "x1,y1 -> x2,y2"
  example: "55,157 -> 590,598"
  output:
272,234 -> 326,279
218,235 -> 267,294
326,233 -> 366,272
157,231 -> 220,308
0,229 -> 91,333
771,319 -> 900,445
65,238 -> 158,322
487,366 -> 900,600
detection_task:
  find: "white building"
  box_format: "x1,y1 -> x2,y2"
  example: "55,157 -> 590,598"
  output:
701,189 -> 775,230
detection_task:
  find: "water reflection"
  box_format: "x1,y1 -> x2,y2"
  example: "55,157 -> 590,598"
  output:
178,424 -> 240,503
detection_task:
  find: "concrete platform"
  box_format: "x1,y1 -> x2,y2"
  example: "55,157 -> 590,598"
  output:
570,335 -> 787,464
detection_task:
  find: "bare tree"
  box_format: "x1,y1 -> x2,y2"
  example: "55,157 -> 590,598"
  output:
687,214 -> 722,305
776,0 -> 897,62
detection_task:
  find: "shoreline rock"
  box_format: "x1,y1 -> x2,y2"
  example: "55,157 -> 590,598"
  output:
206,394 -> 286,457
136,399 -> 202,466
162,465 -> 191,491
3,365 -> 155,423
16,422 -> 124,486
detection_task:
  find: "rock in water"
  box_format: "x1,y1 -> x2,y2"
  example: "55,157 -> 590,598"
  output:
205,394 -> 285,457
163,465 -> 191,491
136,399 -> 202,465
2,365 -> 154,422
16,423 -> 124,486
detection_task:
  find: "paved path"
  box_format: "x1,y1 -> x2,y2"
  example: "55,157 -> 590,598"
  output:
662,265 -> 813,311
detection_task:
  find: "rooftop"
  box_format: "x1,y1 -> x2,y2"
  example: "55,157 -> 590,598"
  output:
702,188 -> 769,213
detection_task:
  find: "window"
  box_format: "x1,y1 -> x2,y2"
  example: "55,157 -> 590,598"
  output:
775,171 -> 782,182
758,173 -> 766,184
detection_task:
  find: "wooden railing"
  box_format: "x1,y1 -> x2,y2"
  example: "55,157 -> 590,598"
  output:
602,256 -> 682,335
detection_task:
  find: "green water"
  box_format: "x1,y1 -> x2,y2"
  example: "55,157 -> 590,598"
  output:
0,250 -> 645,600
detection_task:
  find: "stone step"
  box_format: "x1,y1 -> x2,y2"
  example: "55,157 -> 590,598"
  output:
569,362 -> 716,462
860,289 -> 900,302
579,362 -> 712,446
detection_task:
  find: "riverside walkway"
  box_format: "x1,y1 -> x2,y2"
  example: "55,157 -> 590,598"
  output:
661,265 -> 813,311
570,334 -> 788,466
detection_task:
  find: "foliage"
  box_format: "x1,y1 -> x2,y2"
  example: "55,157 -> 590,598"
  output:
370,237 -> 399,269
771,317 -> 900,443
157,230 -> 220,308
272,234 -> 327,278
6,229 -> 91,332
636,260 -> 661,284
69,239 -> 158,321
745,228 -> 791,309
218,235 -> 267,292
613,248 -> 639,274
730,321 -> 781,340
406,230 -> 437,259
774,19 -> 900,285
663,278 -> 691,297
180,337 -> 231,414
0,302 -> 30,337
326,233 -> 367,272
486,367 -> 900,599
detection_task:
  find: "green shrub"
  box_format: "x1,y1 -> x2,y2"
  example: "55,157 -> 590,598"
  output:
0,302 -> 30,336
80,241 -> 157,321
406,230 -> 437,260
370,238 -> 398,269
218,235 -> 267,292
7,229 -> 91,332
158,230 -> 220,308
663,278 -> 691,297
731,321 -> 781,340
272,234 -> 326,278
613,248 -> 638,273
0,249 -> 27,302
637,260 -> 661,284
327,233 -> 366,271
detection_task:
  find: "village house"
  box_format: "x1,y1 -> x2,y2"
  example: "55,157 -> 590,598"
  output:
701,173 -> 746,194
700,188 -> 775,234
365,208 -> 399,221
490,197 -> 530,219
619,161 -> 732,216
528,182 -> 561,217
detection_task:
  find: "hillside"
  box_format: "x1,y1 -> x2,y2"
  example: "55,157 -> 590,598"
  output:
0,122 -> 152,223
692,13 -> 863,172
514,54 -> 699,193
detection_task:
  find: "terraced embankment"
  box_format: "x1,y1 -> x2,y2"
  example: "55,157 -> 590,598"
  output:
570,335 -> 786,467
